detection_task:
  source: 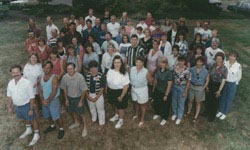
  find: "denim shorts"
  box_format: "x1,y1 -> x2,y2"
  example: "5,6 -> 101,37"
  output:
42,97 -> 61,121
15,103 -> 36,121
67,96 -> 85,115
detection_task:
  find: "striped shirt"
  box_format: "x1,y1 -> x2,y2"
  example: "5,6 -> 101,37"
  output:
126,45 -> 145,67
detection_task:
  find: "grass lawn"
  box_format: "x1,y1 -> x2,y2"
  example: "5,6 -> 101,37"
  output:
0,13 -> 249,150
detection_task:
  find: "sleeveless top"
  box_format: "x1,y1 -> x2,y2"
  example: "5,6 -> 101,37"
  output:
130,66 -> 148,88
51,59 -> 61,76
41,74 -> 60,100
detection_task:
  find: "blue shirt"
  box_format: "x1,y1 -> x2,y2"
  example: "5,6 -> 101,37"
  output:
130,66 -> 148,88
41,74 -> 60,99
190,66 -> 208,86
83,53 -> 99,69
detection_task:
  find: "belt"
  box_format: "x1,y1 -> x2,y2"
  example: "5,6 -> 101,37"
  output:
191,82 -> 203,86
132,85 -> 146,89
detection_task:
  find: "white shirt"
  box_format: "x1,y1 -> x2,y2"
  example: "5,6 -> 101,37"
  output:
136,33 -> 145,40
167,55 -> 178,71
107,69 -> 130,89
85,15 -> 96,26
101,52 -> 121,73
171,30 -> 177,45
23,63 -> 43,95
224,61 -> 242,84
149,26 -> 156,32
205,47 -> 224,67
107,22 -> 120,38
76,24 -> 87,36
136,23 -> 148,30
194,27 -> 204,36
201,29 -> 212,40
7,77 -> 35,106
46,23 -> 59,42
159,41 -> 172,57
101,40 -> 119,53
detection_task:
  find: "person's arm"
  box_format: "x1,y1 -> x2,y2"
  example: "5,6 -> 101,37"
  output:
203,74 -> 210,90
118,84 -> 129,102
77,55 -> 82,73
146,71 -> 152,84
236,64 -> 242,85
59,59 -> 64,80
182,80 -> 190,97
163,81 -> 173,101
28,97 -> 35,116
215,79 -> 226,98
7,97 -> 13,113
46,76 -> 59,102
38,78 -> 48,106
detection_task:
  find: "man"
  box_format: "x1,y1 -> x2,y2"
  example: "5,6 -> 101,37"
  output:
201,20 -> 212,44
25,30 -> 38,55
82,19 -> 99,44
151,22 -> 165,41
93,17 -> 102,33
98,23 -> 108,46
126,34 -> 145,67
136,18 -> 148,31
7,65 -> 39,146
39,61 -> 64,139
60,17 -> 69,37
61,63 -> 88,137
107,15 -> 120,40
101,32 -> 119,53
64,22 -> 82,45
85,8 -> 96,27
101,10 -> 110,24
48,28 -> 58,47
46,16 -> 59,43
77,17 -> 87,36
28,18 -> 41,38
205,29 -> 223,49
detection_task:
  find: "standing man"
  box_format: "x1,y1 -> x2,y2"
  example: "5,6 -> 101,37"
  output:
7,65 -> 39,146
85,8 -> 96,27
82,19 -> 99,44
61,63 -> 88,137
46,16 -> 59,43
39,61 -> 64,139
107,15 -> 120,40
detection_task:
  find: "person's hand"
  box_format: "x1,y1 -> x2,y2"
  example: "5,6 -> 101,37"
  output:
42,100 -> 49,106
182,91 -> 187,98
118,97 -> 123,102
28,110 -> 33,116
65,100 -> 69,106
88,96 -> 94,102
93,97 -> 98,102
78,100 -> 83,108
163,95 -> 168,101
33,83 -> 37,88
8,107 -> 13,114
215,90 -> 221,98
205,87 -> 209,92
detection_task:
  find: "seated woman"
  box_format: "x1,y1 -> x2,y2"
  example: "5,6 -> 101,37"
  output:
83,43 -> 99,74
35,37 -> 51,63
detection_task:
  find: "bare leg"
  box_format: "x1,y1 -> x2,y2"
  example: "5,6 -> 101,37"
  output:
140,104 -> 147,122
57,117 -> 64,128
32,119 -> 39,130
81,115 -> 87,130
72,112 -> 79,124
118,109 -> 125,119
133,102 -> 139,117
187,99 -> 194,114
195,101 -> 201,119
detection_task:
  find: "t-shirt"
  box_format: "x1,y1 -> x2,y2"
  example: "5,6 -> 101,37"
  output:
107,22 -> 120,38
205,47 -> 224,68
155,69 -> 173,93
106,69 -> 130,89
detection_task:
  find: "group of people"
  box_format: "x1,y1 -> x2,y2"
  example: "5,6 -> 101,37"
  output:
7,8 -> 242,146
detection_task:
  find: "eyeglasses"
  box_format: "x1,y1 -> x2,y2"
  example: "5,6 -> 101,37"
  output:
196,73 -> 200,79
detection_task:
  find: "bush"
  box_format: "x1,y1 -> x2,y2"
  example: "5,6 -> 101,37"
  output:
0,5 -> 9,18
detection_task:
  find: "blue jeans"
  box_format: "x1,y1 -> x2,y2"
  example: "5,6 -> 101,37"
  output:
172,84 -> 187,119
219,82 -> 237,115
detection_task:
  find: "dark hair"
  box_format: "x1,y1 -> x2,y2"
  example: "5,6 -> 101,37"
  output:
105,31 -> 112,37
215,52 -> 225,61
229,50 -> 239,58
88,34 -> 96,42
29,52 -> 41,63
66,44 -> 76,56
135,56 -> 144,63
136,26 -> 143,31
131,34 -> 138,39
177,56 -> 185,62
69,22 -> 76,26
122,34 -> 130,43
172,45 -> 180,52
42,60 -> 53,69
67,62 -> 76,69
139,18 -> 145,21
50,47 -> 59,57
152,40 -> 160,45
86,19 -> 92,24
56,38 -> 64,47
164,18 -> 171,26
85,43 -> 95,53
195,56 -> 204,64
111,55 -> 126,75
176,31 -> 186,42
9,64 -> 22,72
27,29 -> 34,34
38,37 -> 46,45
88,60 -> 99,69
194,33 -> 202,43
194,44 -> 205,55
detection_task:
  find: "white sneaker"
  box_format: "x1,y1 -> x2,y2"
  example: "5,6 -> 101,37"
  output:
219,114 -> 226,120
109,114 -> 119,122
82,129 -> 87,137
115,119 -> 124,129
216,112 -> 223,118
19,129 -> 32,139
175,119 -> 181,125
28,133 -> 40,146
160,119 -> 167,126
171,115 -> 177,121
68,123 -> 80,130
153,115 -> 160,120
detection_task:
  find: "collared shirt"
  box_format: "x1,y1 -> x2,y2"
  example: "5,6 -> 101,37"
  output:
173,65 -> 191,85
224,61 -> 242,84
107,69 -> 130,89
83,53 -> 99,69
190,66 -> 208,86
76,24 -> 87,36
85,15 -> 96,26
136,23 -> 148,30
147,49 -> 163,74
107,22 -> 120,38
101,40 -> 119,53
155,69 -> 173,93
167,55 -> 178,71
126,45 -> 145,67
175,40 -> 188,57
205,47 -> 224,68
46,24 -> 59,43
209,64 -> 228,83
61,73 -> 88,98
101,52 -> 120,73
130,67 -> 148,88
87,73 -> 106,94
7,77 -> 35,106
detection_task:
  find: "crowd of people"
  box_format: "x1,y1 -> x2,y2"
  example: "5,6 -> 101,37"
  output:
7,8 -> 242,146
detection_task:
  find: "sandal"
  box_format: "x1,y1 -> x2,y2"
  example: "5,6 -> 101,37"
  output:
132,115 -> 138,120
138,121 -> 144,128
193,117 -> 199,123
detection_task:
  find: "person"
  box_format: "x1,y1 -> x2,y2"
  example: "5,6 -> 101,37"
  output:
64,44 -> 82,73
98,23 -> 108,46
171,56 -> 191,125
186,44 -> 207,68
76,17 -> 87,36
126,34 -> 145,67
159,34 -> 172,57
93,17 -> 102,33
82,19 -> 99,45
46,16 -> 59,44
56,38 -> 66,60
194,20 -> 204,36
83,43 -> 99,72
107,55 -> 130,129
205,29 -> 223,49
87,34 -> 102,57
107,15 -> 120,40
135,26 -> 145,40
217,51 -> 242,120
64,22 -> 82,46
136,18 -> 148,30
206,52 -> 227,122
35,37 -> 51,63
167,45 -> 179,71
101,32 -> 119,53
116,26 -> 127,45
145,12 -> 153,27
186,57 -> 209,122
152,57 -> 173,125
151,22 -> 165,41
177,17 -> 189,35
86,60 -> 106,130
25,30 -> 38,55
189,33 -> 204,53
69,14 -> 77,23
39,61 -> 64,139
7,64 -> 40,146
119,12 -> 130,27
23,53 -> 43,114
167,22 -> 178,45
201,20 -> 212,45
175,31 -> 188,57
125,20 -> 135,36
139,29 -> 153,58
60,17 -> 69,38
28,18 -> 41,38
101,43 -> 120,75
149,19 -> 156,32
48,28 -> 59,47
85,8 -> 96,26
130,57 -> 152,127
71,36 -> 84,59
119,34 -> 131,61
101,9 -> 110,24
161,18 -> 172,34
49,48 -> 64,79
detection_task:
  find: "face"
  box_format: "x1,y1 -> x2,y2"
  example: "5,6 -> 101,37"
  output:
122,36 -> 128,43
95,18 -> 101,25
68,48 -> 74,55
63,18 -> 69,25
67,65 -> 75,76
39,40 -> 45,46
212,41 -> 218,49
160,62 -> 167,69
144,30 -> 150,36
89,9 -> 93,15
131,37 -> 138,46
179,35 -> 184,41
11,68 -> 22,81
101,24 -> 106,30
80,18 -> 85,24
114,59 -> 122,69
173,49 -> 179,56
196,21 -> 201,27
47,17 -> 52,24
216,56 -> 223,64
212,30 -> 218,37
153,42 -> 159,49
69,24 -> 76,31
111,16 -> 116,23
108,45 -> 114,53
87,22 -> 92,28
58,42 -> 63,47
30,55 -> 38,64
105,34 -> 111,41
173,23 -> 177,30
203,22 -> 209,29
72,38 -> 77,45
196,60 -> 203,66
135,60 -> 143,69
51,30 -> 57,37
229,54 -> 236,62
88,36 -> 94,43
195,34 -> 201,41
50,53 -> 57,60
161,35 -> 167,41
86,46 -> 93,53
28,32 -> 34,39
29,19 -> 35,27
105,11 -> 109,16
90,67 -> 98,75
147,13 -> 152,18
43,64 -> 52,75
165,19 -> 170,25
178,60 -> 185,66
137,29 -> 142,34
196,48 -> 202,55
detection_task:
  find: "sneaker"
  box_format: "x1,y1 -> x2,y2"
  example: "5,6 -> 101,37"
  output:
68,123 -> 80,130
171,115 -> 177,121
153,115 -> 160,120
44,126 -> 56,134
115,119 -> 124,129
19,129 -> 32,139
160,119 -> 167,126
175,119 -> 181,125
219,114 -> 226,120
28,134 -> 40,146
216,112 -> 223,118
82,129 -> 87,137
58,130 -> 65,139
109,115 -> 119,122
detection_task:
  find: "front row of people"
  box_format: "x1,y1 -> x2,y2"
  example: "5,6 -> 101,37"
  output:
7,51 -> 241,146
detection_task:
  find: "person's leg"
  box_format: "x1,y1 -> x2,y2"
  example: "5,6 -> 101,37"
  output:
140,103 -> 147,123
162,93 -> 172,120
118,109 -> 125,119
133,102 -> 139,117
224,83 -> 237,115
96,95 -> 105,126
177,85 -> 186,119
171,85 -> 178,117
153,90 -> 161,116
195,101 -> 201,119
187,99 -> 194,114
57,117 -> 64,129
87,99 -> 97,122
219,82 -> 229,114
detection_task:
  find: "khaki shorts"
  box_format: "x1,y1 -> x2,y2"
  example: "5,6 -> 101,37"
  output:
189,84 -> 205,101
131,86 -> 149,104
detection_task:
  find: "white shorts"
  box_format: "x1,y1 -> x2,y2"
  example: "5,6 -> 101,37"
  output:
131,86 -> 148,104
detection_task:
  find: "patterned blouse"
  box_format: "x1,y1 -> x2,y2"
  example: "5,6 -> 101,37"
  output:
173,65 -> 191,85
209,64 -> 228,83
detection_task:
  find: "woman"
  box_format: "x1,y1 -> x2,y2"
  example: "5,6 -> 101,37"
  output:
152,57 -> 173,126
107,55 -> 130,129
207,52 -> 227,122
25,30 -> 38,55
177,17 -> 189,35
101,43 -> 120,75
87,34 -> 102,58
139,28 -> 153,57
217,51 -> 242,120
64,44 -> 82,73
159,34 -> 172,57
125,20 -> 135,36
130,57 -> 152,127
119,12 -> 130,27
167,45 -> 179,71
23,52 -> 43,114
119,34 -> 131,62
186,44 -> 207,68
35,37 -> 51,63
194,20 -> 204,36
71,37 -> 84,59
167,22 -> 178,45
49,48 -> 64,79
83,43 -> 99,72
187,57 -> 209,122
56,39 -> 66,60
161,18 -> 172,34
172,56 -> 191,125
175,31 -> 188,57
189,33 -> 204,53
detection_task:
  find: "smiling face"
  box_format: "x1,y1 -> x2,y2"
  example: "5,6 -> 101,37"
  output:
131,37 -> 138,47
43,63 -> 52,75
67,64 -> 75,76
215,56 -> 223,65
135,59 -> 143,70
71,38 -> 77,45
90,66 -> 98,76
11,68 -> 22,81
30,54 -> 38,65
113,58 -> 122,70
